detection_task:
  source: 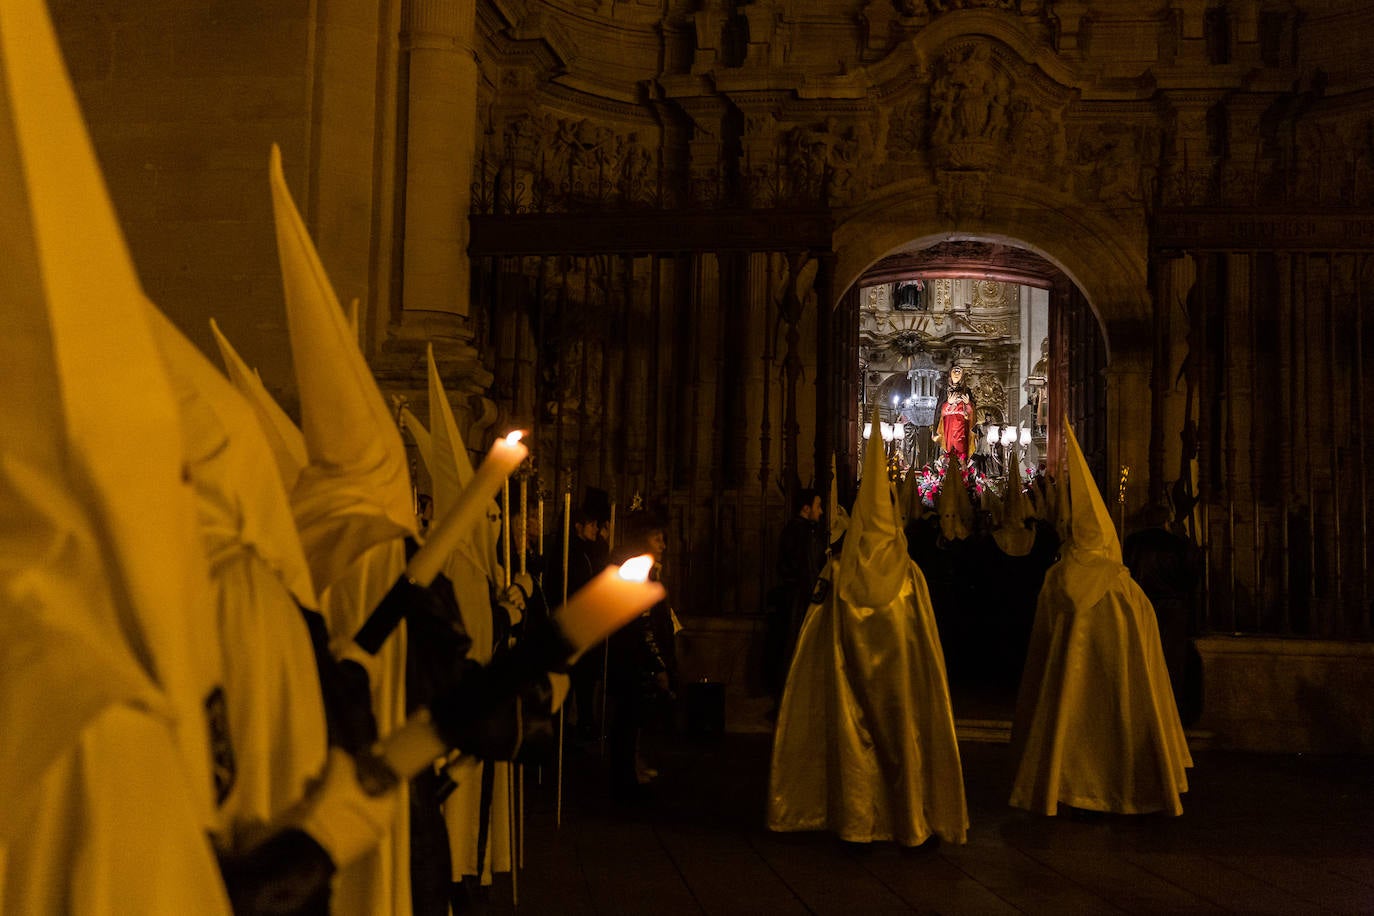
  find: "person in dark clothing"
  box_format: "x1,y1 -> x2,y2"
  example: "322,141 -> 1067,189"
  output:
606,509 -> 675,797
1123,504 -> 1203,725
561,503 -> 611,739
765,489 -> 827,710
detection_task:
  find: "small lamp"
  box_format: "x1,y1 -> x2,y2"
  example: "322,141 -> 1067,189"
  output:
1019,426 -> 1031,447
1001,426 -> 1017,447
986,424 -> 1000,447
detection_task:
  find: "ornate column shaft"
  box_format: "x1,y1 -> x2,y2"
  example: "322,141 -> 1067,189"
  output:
401,0 -> 478,334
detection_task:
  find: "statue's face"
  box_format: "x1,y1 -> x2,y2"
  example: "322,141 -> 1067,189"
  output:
950,367 -> 964,385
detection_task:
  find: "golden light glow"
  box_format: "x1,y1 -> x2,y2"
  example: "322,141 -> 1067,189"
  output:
504,430 -> 524,446
618,555 -> 654,582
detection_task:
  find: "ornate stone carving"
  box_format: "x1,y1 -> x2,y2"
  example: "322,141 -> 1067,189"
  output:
1072,123 -> 1147,205
937,168 -> 990,221
930,42 -> 1013,169
477,114 -> 660,213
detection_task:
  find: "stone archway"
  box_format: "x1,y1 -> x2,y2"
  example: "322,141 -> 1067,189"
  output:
829,190 -> 1154,519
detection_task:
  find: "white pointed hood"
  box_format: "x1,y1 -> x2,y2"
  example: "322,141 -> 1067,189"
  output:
400,406 -> 433,477
149,307 -> 318,610
428,345 -> 501,582
271,144 -> 415,592
1052,418 -> 1128,610
837,405 -> 909,607
0,0 -> 220,829
208,318 -> 308,492
1063,418 -> 1121,563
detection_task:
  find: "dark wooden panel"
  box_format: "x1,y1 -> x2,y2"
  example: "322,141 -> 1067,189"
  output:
470,209 -> 834,256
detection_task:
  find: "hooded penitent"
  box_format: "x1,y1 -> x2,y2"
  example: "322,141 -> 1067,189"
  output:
420,345 -> 516,885
148,305 -> 328,831
1009,419 -> 1192,816
208,317 -> 308,494
271,144 -> 413,916
768,406 -> 967,846
935,458 -> 974,542
0,0 -> 231,907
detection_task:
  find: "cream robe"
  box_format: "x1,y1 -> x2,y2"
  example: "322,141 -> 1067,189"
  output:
1010,419 -> 1192,816
1009,553 -> 1193,815
769,405 -> 967,846
319,538 -> 412,916
2,706 -> 233,916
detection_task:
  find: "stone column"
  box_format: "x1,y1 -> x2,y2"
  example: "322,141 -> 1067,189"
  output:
377,0 -> 492,441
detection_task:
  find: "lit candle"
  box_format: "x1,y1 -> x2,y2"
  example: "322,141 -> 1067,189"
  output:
519,476 -> 528,576
377,554 -> 664,782
407,430 -> 528,587
556,555 -> 665,662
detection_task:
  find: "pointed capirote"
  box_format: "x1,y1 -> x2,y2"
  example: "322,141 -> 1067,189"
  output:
209,317 -> 308,492
935,454 -> 974,527
426,344 -> 479,511
427,344 -> 501,582
1002,469 -> 1031,528
0,0 -> 221,828
270,144 -> 415,590
151,307 -> 318,610
838,404 -> 908,605
1063,417 -> 1121,563
400,406 -> 434,477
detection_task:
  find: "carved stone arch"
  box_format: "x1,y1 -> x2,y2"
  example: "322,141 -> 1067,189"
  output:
831,179 -> 1150,362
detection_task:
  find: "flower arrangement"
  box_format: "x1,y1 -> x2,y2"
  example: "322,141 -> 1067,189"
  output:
915,455 -> 989,508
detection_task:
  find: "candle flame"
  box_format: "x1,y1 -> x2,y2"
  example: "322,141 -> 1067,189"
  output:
504,430 -> 525,446
618,555 -> 654,582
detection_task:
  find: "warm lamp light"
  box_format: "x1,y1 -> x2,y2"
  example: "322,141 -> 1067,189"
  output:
1019,426 -> 1031,446
1001,426 -> 1017,446
987,424 -> 1000,445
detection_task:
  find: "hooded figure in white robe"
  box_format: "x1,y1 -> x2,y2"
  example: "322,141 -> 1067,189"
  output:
148,306 -> 330,835
209,316 -> 309,494
412,349 -> 517,886
768,407 -> 968,846
1009,420 -> 1192,816
0,0 -> 232,906
271,144 -> 417,916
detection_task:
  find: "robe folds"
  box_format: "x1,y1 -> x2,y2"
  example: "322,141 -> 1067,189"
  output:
769,403 -> 967,847
1009,554 -> 1193,816
768,561 -> 968,846
1010,418 -> 1192,817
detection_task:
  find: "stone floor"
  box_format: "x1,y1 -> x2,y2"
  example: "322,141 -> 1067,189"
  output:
474,728 -> 1374,915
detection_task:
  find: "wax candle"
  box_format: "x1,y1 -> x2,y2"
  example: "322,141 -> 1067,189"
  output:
519,477 -> 528,576
556,554 -> 664,662
378,553 -> 663,781
408,430 -> 527,586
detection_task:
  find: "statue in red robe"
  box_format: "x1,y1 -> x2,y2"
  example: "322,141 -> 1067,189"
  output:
932,366 -> 975,461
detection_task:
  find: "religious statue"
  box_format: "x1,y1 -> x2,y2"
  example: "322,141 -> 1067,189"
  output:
932,364 -> 976,461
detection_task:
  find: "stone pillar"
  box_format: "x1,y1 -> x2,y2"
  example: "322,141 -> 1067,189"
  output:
377,0 -> 492,440
401,0 -> 477,329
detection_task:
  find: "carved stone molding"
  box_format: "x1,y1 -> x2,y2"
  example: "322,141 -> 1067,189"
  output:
937,169 -> 990,221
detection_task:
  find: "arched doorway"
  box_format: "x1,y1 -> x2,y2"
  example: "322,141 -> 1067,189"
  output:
830,237 -> 1110,718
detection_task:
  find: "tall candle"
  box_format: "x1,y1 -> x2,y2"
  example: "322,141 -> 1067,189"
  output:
556,555 -> 664,662
608,500 -> 617,553
502,480 -> 512,589
538,495 -> 545,558
407,430 -> 527,587
378,554 -> 664,781
519,477 -> 528,576
561,491 -> 571,605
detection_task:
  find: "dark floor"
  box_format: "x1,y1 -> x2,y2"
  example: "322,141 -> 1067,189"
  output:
474,729 -> 1374,915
